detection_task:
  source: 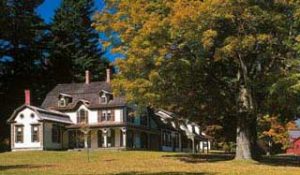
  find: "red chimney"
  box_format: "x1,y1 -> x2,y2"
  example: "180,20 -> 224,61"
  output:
25,90 -> 30,105
85,70 -> 90,84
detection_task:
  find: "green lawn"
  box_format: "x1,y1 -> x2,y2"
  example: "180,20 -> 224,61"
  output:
0,150 -> 300,175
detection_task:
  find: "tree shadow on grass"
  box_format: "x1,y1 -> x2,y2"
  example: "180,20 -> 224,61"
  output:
112,172 -> 216,175
162,153 -> 234,163
0,164 -> 55,171
257,155 -> 300,167
163,152 -> 300,167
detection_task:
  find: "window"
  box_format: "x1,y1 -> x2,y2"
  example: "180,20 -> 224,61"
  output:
77,109 -> 88,124
101,112 -> 106,121
107,111 -> 111,121
20,114 -> 24,119
174,133 -> 179,148
52,124 -> 61,143
162,130 -> 172,147
98,110 -> 114,122
30,113 -> 35,118
15,125 -> 24,143
31,124 -> 39,142
58,98 -> 66,107
100,96 -> 106,103
58,94 -> 73,107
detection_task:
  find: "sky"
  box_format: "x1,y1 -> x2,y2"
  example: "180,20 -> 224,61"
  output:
36,0 -> 121,61
36,0 -> 105,24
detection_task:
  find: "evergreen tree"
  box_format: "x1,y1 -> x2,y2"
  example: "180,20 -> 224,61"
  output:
48,0 -> 108,83
0,0 -> 46,143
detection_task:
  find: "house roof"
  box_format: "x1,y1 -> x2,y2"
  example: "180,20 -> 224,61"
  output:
41,81 -> 126,111
7,105 -> 73,124
155,109 -> 210,140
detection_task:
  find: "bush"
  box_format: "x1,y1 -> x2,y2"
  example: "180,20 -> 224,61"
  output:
0,138 -> 10,152
221,142 -> 236,153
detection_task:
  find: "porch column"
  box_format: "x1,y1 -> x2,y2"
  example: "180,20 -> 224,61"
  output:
192,137 -> 195,154
84,134 -> 88,149
200,141 -> 204,153
207,139 -> 210,153
178,133 -> 182,152
102,129 -> 108,148
121,128 -> 126,147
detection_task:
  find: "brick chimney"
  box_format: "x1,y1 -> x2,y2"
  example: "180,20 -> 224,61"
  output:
106,68 -> 111,83
85,70 -> 90,84
25,89 -> 30,105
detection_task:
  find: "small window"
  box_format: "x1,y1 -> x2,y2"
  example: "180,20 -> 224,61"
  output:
15,125 -> 24,143
101,112 -> 106,121
58,98 -> 66,107
30,113 -> 35,118
77,109 -> 88,124
31,124 -> 39,142
98,110 -> 114,122
20,114 -> 24,119
100,96 -> 106,103
52,124 -> 61,143
107,111 -> 111,121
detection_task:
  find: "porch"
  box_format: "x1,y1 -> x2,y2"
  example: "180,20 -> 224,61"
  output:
67,126 -> 160,150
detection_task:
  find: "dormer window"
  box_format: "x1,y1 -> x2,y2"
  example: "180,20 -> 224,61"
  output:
100,96 -> 107,103
99,90 -> 113,104
58,93 -> 72,107
58,97 -> 66,107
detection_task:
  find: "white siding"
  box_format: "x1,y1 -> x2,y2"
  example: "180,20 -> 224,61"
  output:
65,111 -> 77,124
114,109 -> 123,122
65,105 -> 124,124
13,108 -> 42,150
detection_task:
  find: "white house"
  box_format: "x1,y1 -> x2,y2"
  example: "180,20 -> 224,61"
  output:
7,69 -> 211,152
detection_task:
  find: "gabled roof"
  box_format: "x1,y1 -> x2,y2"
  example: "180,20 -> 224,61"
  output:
41,81 -> 126,111
7,105 -> 73,124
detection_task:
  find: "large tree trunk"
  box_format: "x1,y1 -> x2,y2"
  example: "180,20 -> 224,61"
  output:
235,85 -> 255,160
235,113 -> 252,160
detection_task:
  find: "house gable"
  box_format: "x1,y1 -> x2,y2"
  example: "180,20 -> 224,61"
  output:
7,105 -> 41,123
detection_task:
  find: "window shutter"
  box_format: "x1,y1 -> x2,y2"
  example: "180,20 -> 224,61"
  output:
98,110 -> 102,122
85,110 -> 89,123
111,110 -> 115,121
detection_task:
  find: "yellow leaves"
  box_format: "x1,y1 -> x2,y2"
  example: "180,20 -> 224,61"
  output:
259,114 -> 295,148
202,29 -> 218,51
296,35 -> 300,42
214,37 -> 239,61
256,34 -> 272,44
286,121 -> 297,130
149,71 -> 160,82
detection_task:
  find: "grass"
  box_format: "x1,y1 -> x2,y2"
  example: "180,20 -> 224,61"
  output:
0,150 -> 300,175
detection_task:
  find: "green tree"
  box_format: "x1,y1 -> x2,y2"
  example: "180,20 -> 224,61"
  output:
95,0 -> 298,160
0,0 -> 46,143
48,0 -> 109,83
